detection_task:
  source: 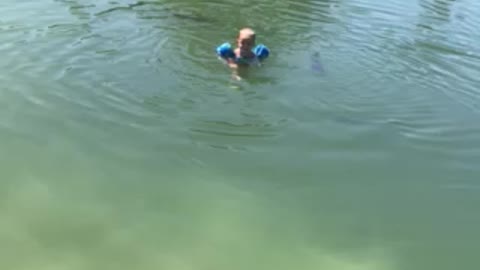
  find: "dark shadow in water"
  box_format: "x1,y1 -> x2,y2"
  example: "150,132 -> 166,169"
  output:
413,0 -> 464,59
57,0 -> 218,23
95,2 -> 217,23
418,0 -> 456,23
54,0 -> 94,21
413,0 -> 458,51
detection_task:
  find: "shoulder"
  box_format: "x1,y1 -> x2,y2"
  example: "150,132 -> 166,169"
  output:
254,44 -> 270,60
216,42 -> 235,58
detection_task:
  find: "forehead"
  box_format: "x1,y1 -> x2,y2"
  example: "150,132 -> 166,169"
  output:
238,30 -> 256,40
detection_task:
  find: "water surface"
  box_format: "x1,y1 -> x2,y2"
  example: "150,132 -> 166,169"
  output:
1,0 -> 479,269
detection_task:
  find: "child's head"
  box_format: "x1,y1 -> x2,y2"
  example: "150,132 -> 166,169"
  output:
236,28 -> 256,53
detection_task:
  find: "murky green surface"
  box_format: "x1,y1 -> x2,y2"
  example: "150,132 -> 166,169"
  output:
1,0 -> 479,269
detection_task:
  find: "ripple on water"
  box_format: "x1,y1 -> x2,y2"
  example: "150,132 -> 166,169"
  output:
333,0 -> 480,120
188,111 -> 288,152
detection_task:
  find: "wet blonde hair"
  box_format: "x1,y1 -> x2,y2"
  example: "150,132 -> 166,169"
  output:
238,28 -> 256,42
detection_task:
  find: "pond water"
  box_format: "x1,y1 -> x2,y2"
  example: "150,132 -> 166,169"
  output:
1,0 -> 479,269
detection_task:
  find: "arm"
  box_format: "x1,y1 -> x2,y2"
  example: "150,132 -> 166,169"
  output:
216,43 -> 241,79
226,58 -> 238,69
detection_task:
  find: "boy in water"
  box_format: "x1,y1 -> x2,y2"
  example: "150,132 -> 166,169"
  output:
216,27 -> 269,70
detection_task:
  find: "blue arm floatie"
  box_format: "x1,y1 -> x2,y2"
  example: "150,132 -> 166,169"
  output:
254,44 -> 269,61
216,42 -> 235,59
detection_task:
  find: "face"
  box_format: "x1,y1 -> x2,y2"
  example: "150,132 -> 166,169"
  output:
237,35 -> 255,54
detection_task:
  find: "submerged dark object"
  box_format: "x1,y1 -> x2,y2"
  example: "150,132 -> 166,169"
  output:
172,12 -> 215,23
95,1 -> 215,23
311,52 -> 324,73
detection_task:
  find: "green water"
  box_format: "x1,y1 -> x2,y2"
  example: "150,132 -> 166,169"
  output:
1,0 -> 479,269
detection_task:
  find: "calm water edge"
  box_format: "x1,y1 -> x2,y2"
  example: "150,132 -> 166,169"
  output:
1,0 -> 479,269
